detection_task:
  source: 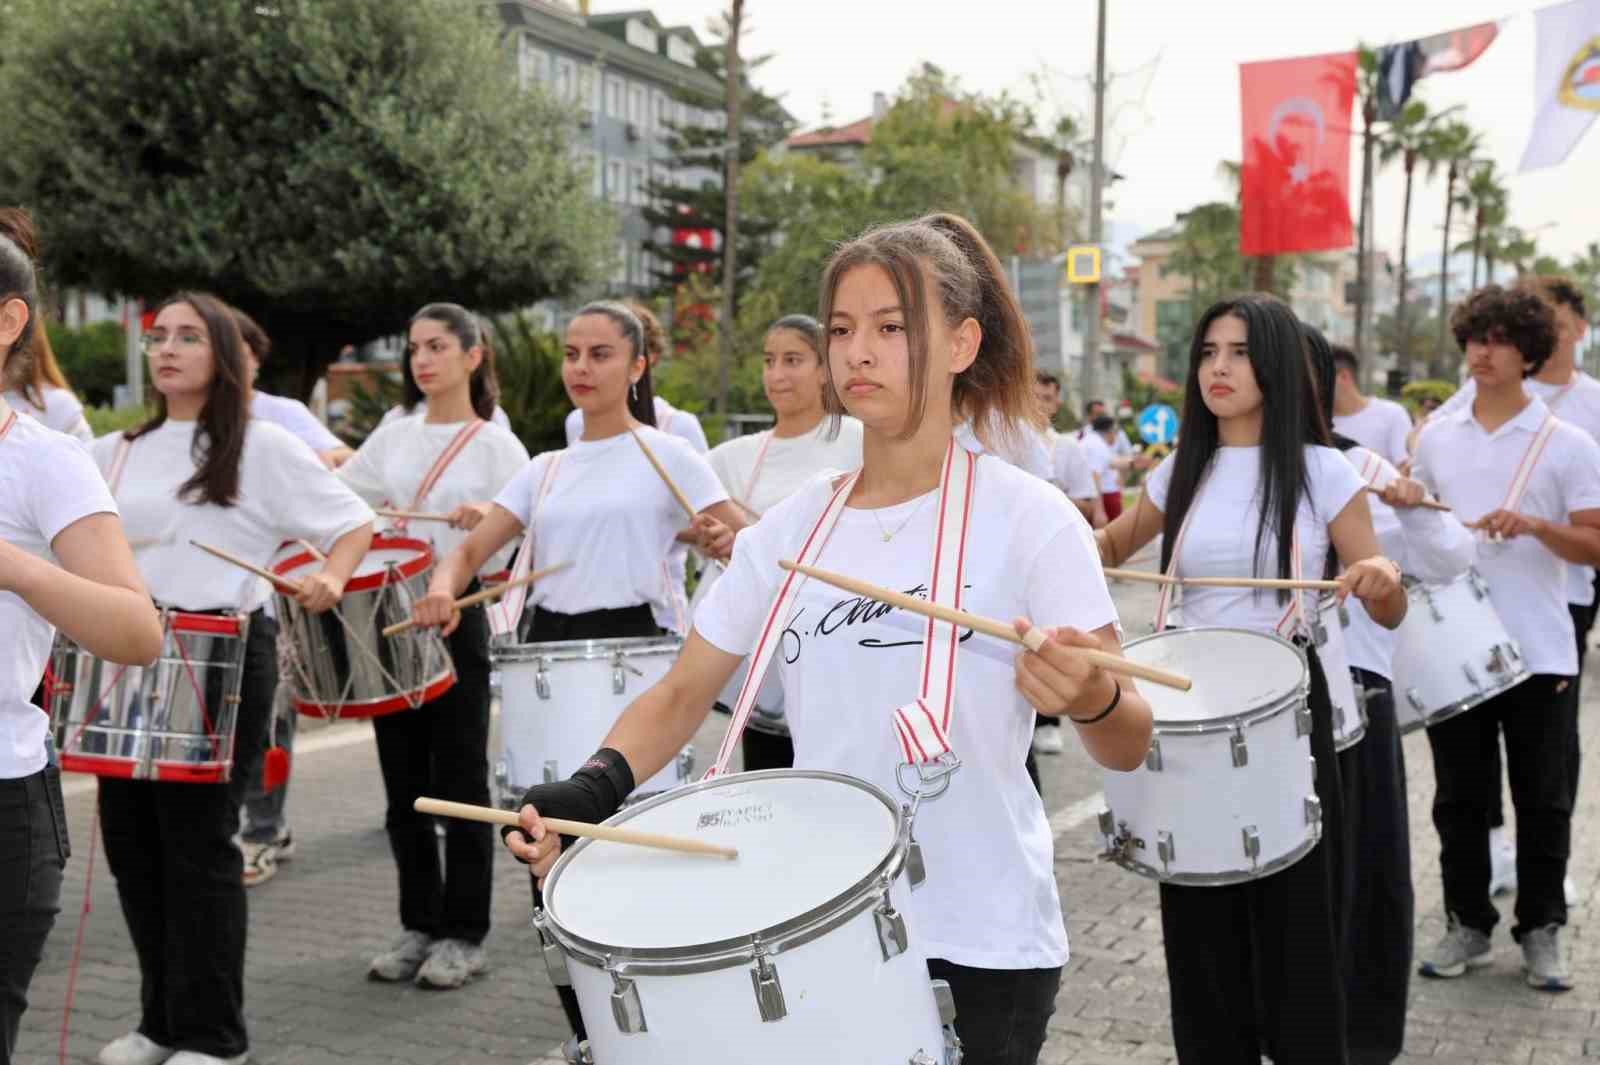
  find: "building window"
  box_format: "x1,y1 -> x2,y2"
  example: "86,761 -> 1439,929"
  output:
666,35 -> 696,66
518,37 -> 548,89
605,75 -> 624,119
630,164 -> 648,205
654,92 -> 671,130
624,19 -> 658,53
613,239 -> 629,285
607,159 -> 625,203
577,65 -> 597,112
581,151 -> 600,198
554,57 -> 575,102
628,84 -> 646,127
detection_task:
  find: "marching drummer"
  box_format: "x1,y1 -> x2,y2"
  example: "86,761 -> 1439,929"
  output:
1409,284 -> 1600,993
490,215 -> 1154,1065
3,326 -> 93,443
334,303 -> 529,991
1096,294 -> 1405,1065
0,208 -> 161,1064
88,291 -> 374,1065
704,313 -> 864,771
415,299 -> 743,1054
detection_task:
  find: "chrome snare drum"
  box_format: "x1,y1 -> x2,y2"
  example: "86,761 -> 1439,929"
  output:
491,635 -> 692,806
1314,594 -> 1366,752
273,536 -> 455,719
49,610 -> 249,783
536,770 -> 957,1065
1391,568 -> 1528,733
1097,627 -> 1319,885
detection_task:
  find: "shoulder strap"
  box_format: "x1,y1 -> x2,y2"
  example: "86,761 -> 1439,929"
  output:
740,431 -> 775,513
1501,414 -> 1559,513
410,419 -> 487,509
486,450 -> 565,637
106,436 -> 135,497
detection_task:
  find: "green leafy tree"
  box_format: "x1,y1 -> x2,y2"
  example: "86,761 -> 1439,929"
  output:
1430,120 -> 1481,376
0,0 -> 613,393
1455,163 -> 1508,289
740,151 -> 880,319
1378,98 -> 1455,378
488,315 -> 574,455
45,321 -> 126,407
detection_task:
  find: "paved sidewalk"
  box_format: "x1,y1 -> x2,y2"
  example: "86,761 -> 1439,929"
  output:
15,575 -> 1600,1064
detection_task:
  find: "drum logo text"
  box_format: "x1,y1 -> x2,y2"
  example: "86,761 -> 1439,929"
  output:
696,801 -> 775,830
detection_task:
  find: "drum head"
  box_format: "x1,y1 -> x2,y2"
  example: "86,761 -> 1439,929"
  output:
1122,627 -> 1305,725
274,536 -> 430,588
545,771 -> 898,954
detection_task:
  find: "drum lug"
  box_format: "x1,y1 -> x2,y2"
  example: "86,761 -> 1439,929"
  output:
1508,640 -> 1523,665
1310,618 -> 1328,647
1469,569 -> 1489,600
492,760 -> 510,807
1336,602 -> 1350,628
1487,645 -> 1508,675
1406,687 -> 1426,712
544,760 -> 559,784
1425,590 -> 1444,623
906,838 -> 927,891
612,653 -> 626,696
1241,825 -> 1261,868
1229,727 -> 1248,768
1462,662 -> 1483,691
929,978 -> 957,1026
944,1025 -> 964,1065
560,1036 -> 594,1065
1294,705 -> 1313,738
535,659 -> 551,701
1156,830 -> 1175,874
531,909 -> 570,987
607,959 -> 647,1034
874,895 -> 909,962
1331,701 -> 1346,734
748,943 -> 787,1023
1144,736 -> 1163,772
1304,795 -> 1322,828
676,746 -> 696,780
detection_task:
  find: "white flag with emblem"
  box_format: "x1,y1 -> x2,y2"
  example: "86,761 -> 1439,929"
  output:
1519,0 -> 1600,172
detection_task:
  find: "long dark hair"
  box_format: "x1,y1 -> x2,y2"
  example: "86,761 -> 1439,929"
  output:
573,300 -> 656,427
1303,322 -> 1356,452
403,303 -> 500,421
1160,295 -> 1323,590
126,292 -> 250,507
0,207 -> 41,392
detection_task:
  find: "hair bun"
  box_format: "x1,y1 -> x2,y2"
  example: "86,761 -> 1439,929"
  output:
0,207 -> 40,261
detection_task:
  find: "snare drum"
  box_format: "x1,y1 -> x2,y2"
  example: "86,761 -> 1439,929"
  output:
535,770 -> 957,1065
1098,627 -> 1320,885
49,610 -> 249,783
273,536 -> 455,719
692,562 -> 787,736
491,636 -> 693,806
1313,594 -> 1366,751
1391,568 -> 1528,733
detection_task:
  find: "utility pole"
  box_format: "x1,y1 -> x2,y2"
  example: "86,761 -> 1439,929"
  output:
1081,0 -> 1107,408
1354,97 -> 1375,357
716,0 -> 745,419
122,298 -> 144,410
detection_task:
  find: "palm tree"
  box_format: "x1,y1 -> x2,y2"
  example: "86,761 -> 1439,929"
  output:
1378,99 -> 1454,379
1456,163 -> 1507,289
1051,115 -> 1083,246
1501,227 -> 1540,279
1431,121 -> 1482,376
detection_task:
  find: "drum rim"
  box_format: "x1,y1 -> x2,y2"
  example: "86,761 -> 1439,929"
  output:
1100,813 -> 1322,886
490,635 -> 685,664
272,534 -> 433,593
1403,565 -> 1487,602
541,768 -> 906,974
1124,626 -> 1310,731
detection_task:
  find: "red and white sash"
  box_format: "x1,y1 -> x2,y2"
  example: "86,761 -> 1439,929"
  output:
1498,414 -> 1559,516
706,440 -> 978,778
0,399 -> 17,447
740,430 -> 776,514
486,451 -> 564,637
388,419 -> 486,532
105,436 -> 134,496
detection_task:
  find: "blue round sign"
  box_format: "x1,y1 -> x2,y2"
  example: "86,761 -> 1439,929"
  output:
1137,403 -> 1178,445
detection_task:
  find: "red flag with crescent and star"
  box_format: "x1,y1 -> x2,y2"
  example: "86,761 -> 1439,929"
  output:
1239,51 -> 1357,257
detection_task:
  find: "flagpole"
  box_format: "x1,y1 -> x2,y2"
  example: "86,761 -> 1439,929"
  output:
1356,94 -> 1376,363
1081,0 -> 1107,410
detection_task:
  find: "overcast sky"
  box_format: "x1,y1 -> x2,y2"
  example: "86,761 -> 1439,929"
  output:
608,0 -> 1600,269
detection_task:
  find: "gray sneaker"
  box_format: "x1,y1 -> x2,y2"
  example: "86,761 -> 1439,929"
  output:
367,930 -> 433,982
1521,924 -> 1573,991
1418,919 -> 1492,978
415,937 -> 487,990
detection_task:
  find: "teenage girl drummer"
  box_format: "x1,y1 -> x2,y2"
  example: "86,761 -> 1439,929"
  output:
0,207 -> 161,1065
1096,294 -> 1405,1065
482,215 -> 1154,1065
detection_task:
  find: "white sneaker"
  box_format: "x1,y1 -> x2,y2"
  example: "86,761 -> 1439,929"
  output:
1489,827 -> 1517,897
167,1052 -> 247,1065
1031,725 -> 1065,755
368,929 -> 433,982
414,938 -> 487,990
98,1033 -> 174,1065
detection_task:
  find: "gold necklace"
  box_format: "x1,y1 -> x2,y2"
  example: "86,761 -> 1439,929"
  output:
867,492 -> 933,542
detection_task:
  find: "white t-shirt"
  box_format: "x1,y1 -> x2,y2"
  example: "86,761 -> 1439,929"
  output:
493,427 -> 728,625
380,402 -> 512,433
1143,446 -> 1365,634
251,391 -> 342,453
1434,371 -> 1600,605
1414,396 -> 1600,677
696,456 -> 1113,968
1081,433 -> 1121,494
89,420 -> 375,613
954,419 -> 1053,483
1339,447 -> 1476,680
1332,397 -> 1412,467
337,418 -> 530,575
1,412 -> 118,778
5,386 -> 92,444
708,418 -> 864,516
565,396 -> 709,454
1048,430 -> 1098,500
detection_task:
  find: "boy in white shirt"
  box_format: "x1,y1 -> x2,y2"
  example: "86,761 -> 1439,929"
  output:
1330,345 -> 1412,466
1412,285 -> 1600,992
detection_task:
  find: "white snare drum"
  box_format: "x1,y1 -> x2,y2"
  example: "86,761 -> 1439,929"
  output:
536,770 -> 957,1065
1314,594 -> 1366,751
273,536 -> 455,719
1391,569 -> 1528,733
491,636 -> 692,806
1098,627 -> 1319,885
693,562 -> 787,736
49,610 -> 249,783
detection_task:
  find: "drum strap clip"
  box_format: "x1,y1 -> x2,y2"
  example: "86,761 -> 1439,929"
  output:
895,752 -> 962,803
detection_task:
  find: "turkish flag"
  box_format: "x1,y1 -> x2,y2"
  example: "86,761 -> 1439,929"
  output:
1240,51 -> 1357,257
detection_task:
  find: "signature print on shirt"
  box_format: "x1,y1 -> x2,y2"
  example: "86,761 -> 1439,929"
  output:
780,582 -> 977,663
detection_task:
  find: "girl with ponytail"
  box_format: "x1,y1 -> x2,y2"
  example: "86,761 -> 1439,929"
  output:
2,328 -> 93,442
494,214 -> 1153,1065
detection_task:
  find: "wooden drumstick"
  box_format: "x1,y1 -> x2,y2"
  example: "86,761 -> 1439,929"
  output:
1101,568 -> 1178,586
1182,575 -> 1343,591
1365,485 -> 1451,512
376,507 -> 455,523
629,427 -> 697,520
778,560 -> 1192,692
295,539 -> 326,562
381,562 -> 571,637
414,797 -> 738,860
190,540 -> 303,594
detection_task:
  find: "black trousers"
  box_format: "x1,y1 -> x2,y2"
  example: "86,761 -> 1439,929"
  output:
1426,673 -> 1576,939
525,604 -> 661,1045
1490,602 -> 1591,831
740,727 -> 794,772
98,610 -> 276,1059
1338,673 -> 1411,1065
372,598 -> 493,944
1159,643 -> 1348,1065
926,958 -> 1061,1065
1,766 -> 69,1065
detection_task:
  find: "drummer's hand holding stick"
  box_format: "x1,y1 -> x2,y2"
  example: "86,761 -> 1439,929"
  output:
294,524 -> 373,613
687,512 -> 736,562
1468,508 -> 1600,565
444,502 -> 493,531
411,501 -> 542,636
1012,620 -> 1154,772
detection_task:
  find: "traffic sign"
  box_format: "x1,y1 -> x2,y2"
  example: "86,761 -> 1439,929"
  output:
1137,403 -> 1179,445
1065,245 -> 1101,284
